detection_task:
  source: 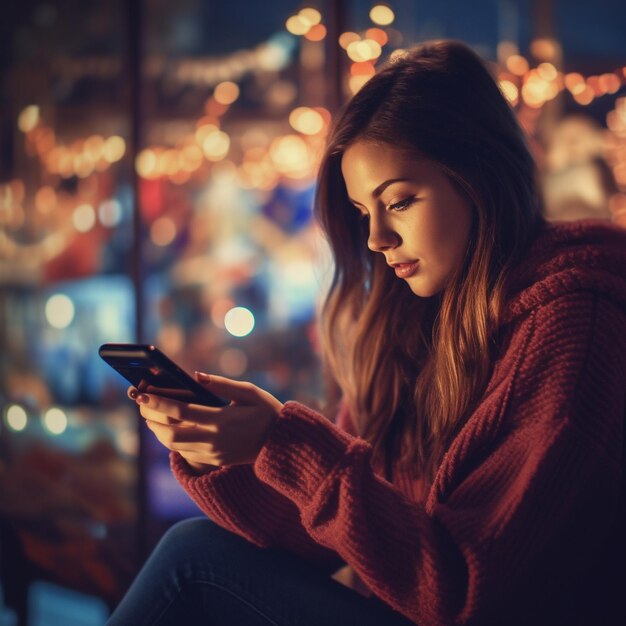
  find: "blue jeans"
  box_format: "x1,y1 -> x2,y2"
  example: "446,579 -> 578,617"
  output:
107,517 -> 415,625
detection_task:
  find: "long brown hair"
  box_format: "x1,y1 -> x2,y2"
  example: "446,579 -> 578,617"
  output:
315,40 -> 546,481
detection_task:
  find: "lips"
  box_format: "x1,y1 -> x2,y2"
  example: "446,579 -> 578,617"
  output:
390,261 -> 420,278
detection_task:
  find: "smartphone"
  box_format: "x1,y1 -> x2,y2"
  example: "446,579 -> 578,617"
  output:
98,343 -> 228,406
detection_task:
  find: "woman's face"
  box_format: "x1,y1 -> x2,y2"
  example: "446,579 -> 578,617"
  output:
341,140 -> 474,298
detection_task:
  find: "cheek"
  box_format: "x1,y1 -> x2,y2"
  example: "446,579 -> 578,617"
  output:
414,201 -> 472,262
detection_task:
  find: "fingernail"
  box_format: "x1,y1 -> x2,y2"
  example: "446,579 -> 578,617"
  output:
137,394 -> 149,404
195,371 -> 210,382
128,388 -> 138,400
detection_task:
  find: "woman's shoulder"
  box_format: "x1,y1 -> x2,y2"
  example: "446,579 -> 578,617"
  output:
501,218 -> 626,326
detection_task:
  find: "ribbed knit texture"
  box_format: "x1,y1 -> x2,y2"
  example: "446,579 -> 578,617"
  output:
172,218 -> 626,626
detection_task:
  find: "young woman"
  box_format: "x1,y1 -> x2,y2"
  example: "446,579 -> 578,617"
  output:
108,40 -> 626,626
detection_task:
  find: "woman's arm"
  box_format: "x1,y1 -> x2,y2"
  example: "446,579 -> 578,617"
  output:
169,452 -> 345,574
250,292 -> 625,625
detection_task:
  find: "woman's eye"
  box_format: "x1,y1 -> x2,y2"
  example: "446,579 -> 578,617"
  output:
388,196 -> 415,212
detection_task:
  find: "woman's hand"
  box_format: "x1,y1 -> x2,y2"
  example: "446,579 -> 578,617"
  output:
128,372 -> 284,471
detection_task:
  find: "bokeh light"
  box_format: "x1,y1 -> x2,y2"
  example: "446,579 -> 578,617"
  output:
369,4 -> 395,26
305,24 -> 327,42
18,105 -> 40,133
214,81 -> 240,105
506,54 -> 529,76
44,407 -> 68,435
286,15 -> 309,36
45,294 -> 75,329
202,130 -> 230,161
150,216 -> 177,246
339,32 -> 360,49
73,203 -> 97,232
289,107 -> 325,135
224,306 -> 255,337
103,135 -> 126,162
6,405 -> 28,431
299,7 -> 322,26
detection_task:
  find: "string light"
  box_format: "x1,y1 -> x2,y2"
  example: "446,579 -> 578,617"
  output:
4,4 -> 626,275
369,4 -> 395,26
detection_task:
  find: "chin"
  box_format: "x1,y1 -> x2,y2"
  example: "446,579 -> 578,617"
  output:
407,280 -> 444,299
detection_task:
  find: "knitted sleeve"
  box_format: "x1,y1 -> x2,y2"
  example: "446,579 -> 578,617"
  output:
170,446 -> 344,574
251,292 -> 625,625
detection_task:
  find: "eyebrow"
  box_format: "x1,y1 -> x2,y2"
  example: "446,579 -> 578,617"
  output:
347,178 -> 411,206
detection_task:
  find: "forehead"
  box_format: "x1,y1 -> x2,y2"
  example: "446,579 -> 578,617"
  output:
341,141 -> 432,191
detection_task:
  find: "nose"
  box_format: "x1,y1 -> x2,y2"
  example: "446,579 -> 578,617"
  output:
367,213 -> 399,252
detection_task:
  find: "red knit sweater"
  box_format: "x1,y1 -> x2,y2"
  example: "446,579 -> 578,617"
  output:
171,218 -> 626,626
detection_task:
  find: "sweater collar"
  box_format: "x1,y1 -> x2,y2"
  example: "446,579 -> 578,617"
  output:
502,218 -> 626,325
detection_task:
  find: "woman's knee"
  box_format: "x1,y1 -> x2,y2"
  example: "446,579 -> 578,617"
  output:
153,517 -> 247,565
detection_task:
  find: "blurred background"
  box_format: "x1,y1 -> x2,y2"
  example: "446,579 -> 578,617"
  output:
1,0 -> 625,623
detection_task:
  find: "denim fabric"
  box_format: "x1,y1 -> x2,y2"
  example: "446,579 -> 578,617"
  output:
106,517 -> 415,625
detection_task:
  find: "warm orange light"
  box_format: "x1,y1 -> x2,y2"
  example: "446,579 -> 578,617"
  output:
158,149 -> 181,176
506,54 -> 529,76
598,73 -> 621,95
586,75 -> 603,96
369,4 -> 395,26
103,136 -> 126,162
205,99 -> 229,117
85,135 -> 105,160
35,186 -> 57,213
18,105 -> 40,133
366,28 -> 388,47
572,85 -> 594,106
151,217 -> 177,246
286,15 -> 310,36
195,122 -> 220,145
202,130 -> 230,161
214,81 -> 240,105
10,180 -> 25,205
607,110 -> 626,135
530,38 -> 559,61
497,41 -> 518,63
180,145 -> 203,172
169,169 -> 191,185
349,74 -> 372,94
564,72 -> 584,92
314,107 -> 332,126
269,134 -> 312,178
136,149 -> 159,179
613,163 -> 626,187
521,79 -> 548,108
339,31 -> 360,49
34,127 -> 55,154
364,39 -> 382,59
350,61 -> 376,76
305,24 -> 327,41
537,62 -> 558,82
299,7 -> 322,26
347,39 -> 381,62
289,107 -> 325,135
74,154 -> 95,178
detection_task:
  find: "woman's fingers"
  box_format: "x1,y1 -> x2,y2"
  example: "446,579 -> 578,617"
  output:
145,418 -> 217,445
195,372 -> 259,404
136,393 -> 223,424
139,405 -> 186,426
